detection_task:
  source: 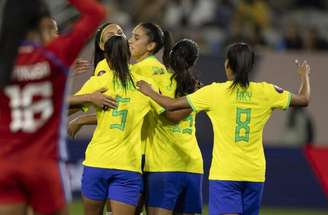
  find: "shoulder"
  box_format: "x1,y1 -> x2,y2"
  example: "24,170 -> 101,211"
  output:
95,58 -> 110,76
142,56 -> 167,74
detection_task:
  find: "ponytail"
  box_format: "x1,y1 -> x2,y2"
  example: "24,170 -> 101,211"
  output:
139,23 -> 173,68
169,39 -> 200,98
225,42 -> 254,89
162,30 -> 173,69
0,0 -> 50,88
104,35 -> 134,91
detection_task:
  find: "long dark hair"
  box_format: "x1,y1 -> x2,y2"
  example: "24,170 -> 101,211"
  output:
104,35 -> 134,91
0,0 -> 50,88
139,22 -> 173,68
226,42 -> 254,89
94,22 -> 112,70
170,39 -> 199,98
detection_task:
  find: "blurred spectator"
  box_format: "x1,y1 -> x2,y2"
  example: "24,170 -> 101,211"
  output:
130,0 -> 167,25
296,0 -> 326,10
280,23 -> 304,50
282,107 -> 315,146
214,0 -> 236,31
304,27 -> 328,51
164,0 -> 194,29
189,0 -> 217,27
235,0 -> 272,31
105,0 -> 131,27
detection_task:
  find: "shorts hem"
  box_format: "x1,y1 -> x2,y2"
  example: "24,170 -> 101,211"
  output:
109,197 -> 138,207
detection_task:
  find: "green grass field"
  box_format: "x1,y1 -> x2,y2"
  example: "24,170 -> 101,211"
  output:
69,200 -> 328,215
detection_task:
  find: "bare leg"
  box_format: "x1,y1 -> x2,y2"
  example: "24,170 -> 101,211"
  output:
82,195 -> 105,215
110,200 -> 136,215
0,203 -> 27,215
106,201 -> 112,214
147,207 -> 173,215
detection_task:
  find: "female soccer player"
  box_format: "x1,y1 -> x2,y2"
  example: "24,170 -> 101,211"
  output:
68,22 -> 172,138
68,22 -> 125,115
137,42 -> 311,215
73,35 -> 163,215
0,0 -> 105,214
142,39 -> 204,215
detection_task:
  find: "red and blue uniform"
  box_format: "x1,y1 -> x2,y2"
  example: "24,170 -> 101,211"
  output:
0,0 -> 105,213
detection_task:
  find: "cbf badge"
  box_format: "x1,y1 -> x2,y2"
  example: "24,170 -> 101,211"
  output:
274,85 -> 284,93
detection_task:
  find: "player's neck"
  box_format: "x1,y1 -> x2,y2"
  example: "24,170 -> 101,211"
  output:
134,53 -> 152,63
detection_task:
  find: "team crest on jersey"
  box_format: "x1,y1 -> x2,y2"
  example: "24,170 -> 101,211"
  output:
274,85 -> 284,93
97,70 -> 106,76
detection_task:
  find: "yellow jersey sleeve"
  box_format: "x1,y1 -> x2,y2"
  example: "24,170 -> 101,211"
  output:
94,59 -> 109,76
74,74 -> 109,112
265,83 -> 291,110
186,83 -> 217,112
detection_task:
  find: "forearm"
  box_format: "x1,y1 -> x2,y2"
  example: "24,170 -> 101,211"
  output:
298,75 -> 310,102
291,74 -> 310,107
148,91 -> 189,111
164,108 -> 193,123
68,94 -> 92,106
76,113 -> 97,126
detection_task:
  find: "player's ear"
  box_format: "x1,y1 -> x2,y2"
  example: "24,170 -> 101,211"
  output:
147,42 -> 156,52
224,59 -> 230,70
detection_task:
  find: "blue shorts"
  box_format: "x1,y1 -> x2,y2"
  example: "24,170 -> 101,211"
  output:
81,166 -> 142,206
209,180 -> 264,215
145,172 -> 203,213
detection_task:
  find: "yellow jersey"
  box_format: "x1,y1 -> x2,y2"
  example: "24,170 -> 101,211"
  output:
144,77 -> 203,173
132,56 -> 167,154
75,69 -> 163,173
186,81 -> 291,182
134,56 -> 203,173
94,58 -> 110,76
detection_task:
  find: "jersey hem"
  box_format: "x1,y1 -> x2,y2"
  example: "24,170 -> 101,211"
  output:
83,163 -> 142,173
143,169 -> 204,174
209,176 -> 265,182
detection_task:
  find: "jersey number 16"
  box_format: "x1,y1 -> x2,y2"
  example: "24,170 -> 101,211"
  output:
5,82 -> 54,133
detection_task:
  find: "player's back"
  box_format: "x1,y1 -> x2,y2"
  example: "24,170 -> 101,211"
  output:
0,44 -> 69,161
188,81 -> 291,181
76,70 -> 161,172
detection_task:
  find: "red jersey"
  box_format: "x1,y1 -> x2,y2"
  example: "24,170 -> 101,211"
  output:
0,0 -> 106,161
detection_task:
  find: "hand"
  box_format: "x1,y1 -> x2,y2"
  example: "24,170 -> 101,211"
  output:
88,88 -> 117,109
68,117 -> 82,139
295,59 -> 311,77
136,80 -> 154,96
71,58 -> 91,75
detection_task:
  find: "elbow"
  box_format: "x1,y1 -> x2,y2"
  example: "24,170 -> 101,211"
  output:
302,98 -> 310,107
299,97 -> 310,107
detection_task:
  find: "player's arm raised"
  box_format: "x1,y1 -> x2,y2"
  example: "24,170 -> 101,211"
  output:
290,60 -> 311,107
